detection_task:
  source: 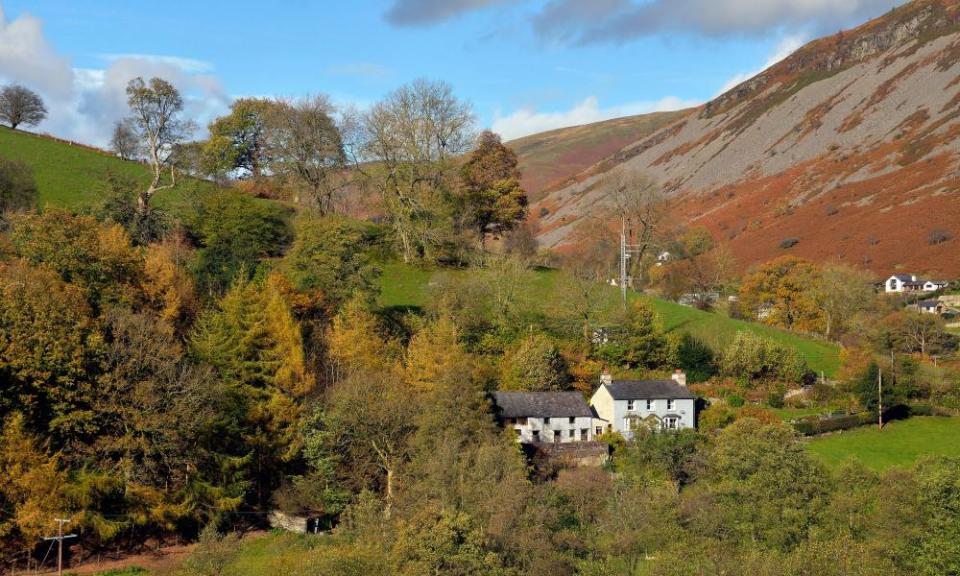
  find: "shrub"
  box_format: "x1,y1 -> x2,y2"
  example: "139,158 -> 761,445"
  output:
719,332 -> 811,385
0,157 -> 37,216
728,394 -> 745,408
767,391 -> 785,409
792,412 -> 872,436
779,237 -> 800,249
538,207 -> 550,218
825,205 -> 839,216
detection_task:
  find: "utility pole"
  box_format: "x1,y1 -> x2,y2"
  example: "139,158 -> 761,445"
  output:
43,518 -> 76,576
877,367 -> 883,431
619,216 -> 646,310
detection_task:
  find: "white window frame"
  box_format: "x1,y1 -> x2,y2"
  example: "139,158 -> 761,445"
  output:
646,399 -> 654,410
627,400 -> 635,411
667,399 -> 676,410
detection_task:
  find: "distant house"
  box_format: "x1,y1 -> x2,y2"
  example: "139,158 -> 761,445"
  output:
915,299 -> 945,314
491,391 -> 606,444
655,251 -> 672,266
886,274 -> 949,294
590,371 -> 695,439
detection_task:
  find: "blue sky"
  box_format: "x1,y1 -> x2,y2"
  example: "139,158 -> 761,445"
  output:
0,0 -> 902,145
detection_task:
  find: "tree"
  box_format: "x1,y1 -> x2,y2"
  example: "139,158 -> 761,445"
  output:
125,77 -> 194,217
362,79 -> 475,262
718,331 -> 810,384
0,157 -> 37,215
204,98 -> 274,179
280,213 -> 375,304
603,169 -> 667,287
109,119 -> 140,160
266,96 -> 347,212
598,300 -> 669,370
459,131 -> 528,248
0,84 -> 47,129
739,256 -> 824,333
500,333 -> 571,391
813,264 -> 875,340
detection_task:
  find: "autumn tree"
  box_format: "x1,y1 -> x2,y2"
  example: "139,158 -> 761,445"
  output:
458,130 -> 528,248
0,84 -> 47,129
0,157 -> 37,216
362,79 -> 475,262
598,300 -> 670,370
125,77 -> 194,217
739,256 -> 824,333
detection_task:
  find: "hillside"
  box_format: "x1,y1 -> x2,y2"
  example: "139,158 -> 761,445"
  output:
531,0 -> 960,278
508,110 -> 688,200
0,126 -> 217,212
376,263 -> 840,376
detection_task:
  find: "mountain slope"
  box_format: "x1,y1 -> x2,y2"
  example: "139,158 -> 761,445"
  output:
509,110 -> 688,200
532,0 -> 960,278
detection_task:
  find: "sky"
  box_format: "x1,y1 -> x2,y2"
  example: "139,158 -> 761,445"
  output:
0,0 -> 904,146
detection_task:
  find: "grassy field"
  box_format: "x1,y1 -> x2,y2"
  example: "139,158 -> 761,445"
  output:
376,262 -> 841,376
807,417 -> 960,470
0,126 -> 216,213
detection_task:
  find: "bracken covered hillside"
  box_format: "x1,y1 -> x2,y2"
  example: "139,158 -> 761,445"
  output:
531,0 -> 960,278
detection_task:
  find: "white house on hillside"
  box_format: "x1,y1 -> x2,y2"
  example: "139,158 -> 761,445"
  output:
590,371 -> 695,439
886,274 -> 949,294
491,391 -> 606,444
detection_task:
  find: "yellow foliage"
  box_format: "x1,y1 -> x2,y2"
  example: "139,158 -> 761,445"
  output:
405,316 -> 469,392
326,295 -> 400,374
142,236 -> 197,331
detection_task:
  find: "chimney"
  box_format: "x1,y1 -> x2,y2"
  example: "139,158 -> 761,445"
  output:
600,370 -> 612,386
671,369 -> 687,387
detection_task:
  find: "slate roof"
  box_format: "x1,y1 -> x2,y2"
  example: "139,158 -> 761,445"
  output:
604,380 -> 695,401
918,299 -> 941,308
491,391 -> 593,418
891,274 -> 915,281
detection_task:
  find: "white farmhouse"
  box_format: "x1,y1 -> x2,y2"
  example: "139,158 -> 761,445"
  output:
590,371 -> 695,438
886,274 -> 949,294
491,391 -> 606,444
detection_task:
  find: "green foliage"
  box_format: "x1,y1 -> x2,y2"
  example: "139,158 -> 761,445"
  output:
279,213 -> 377,304
719,331 -> 811,385
597,300 -> 670,369
186,191 -> 292,294
0,156 -> 36,216
499,333 -> 570,391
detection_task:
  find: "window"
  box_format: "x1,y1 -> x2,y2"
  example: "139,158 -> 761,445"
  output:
568,429 -> 575,438
553,430 -> 561,443
581,429 -> 589,441
532,430 -> 540,442
663,416 -> 679,430
595,426 -> 603,436
544,417 -> 551,425
667,399 -> 676,410
646,399 -> 654,410
569,417 -> 576,424
627,400 -> 635,411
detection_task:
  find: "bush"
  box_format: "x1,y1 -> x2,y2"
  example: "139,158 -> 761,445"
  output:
928,229 -> 953,245
0,156 -> 36,216
767,391 -> 785,409
728,394 -> 745,408
719,332 -> 812,385
779,237 -> 800,249
792,412 -> 872,436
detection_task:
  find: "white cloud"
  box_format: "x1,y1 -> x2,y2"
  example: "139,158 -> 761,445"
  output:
492,95 -> 700,141
0,5 -> 229,147
716,34 -> 807,95
99,54 -> 214,73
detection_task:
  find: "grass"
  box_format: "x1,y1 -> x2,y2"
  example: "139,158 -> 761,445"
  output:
376,262 -> 840,376
806,416 -> 960,471
0,126 -> 217,214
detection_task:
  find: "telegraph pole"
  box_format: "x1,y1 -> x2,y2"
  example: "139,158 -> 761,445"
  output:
619,215 -> 647,310
877,367 -> 883,431
43,518 -> 76,576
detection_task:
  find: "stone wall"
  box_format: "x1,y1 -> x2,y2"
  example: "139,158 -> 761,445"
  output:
526,441 -> 609,467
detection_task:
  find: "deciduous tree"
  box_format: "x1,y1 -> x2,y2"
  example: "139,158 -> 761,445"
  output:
0,84 -> 47,129
459,131 -> 528,248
